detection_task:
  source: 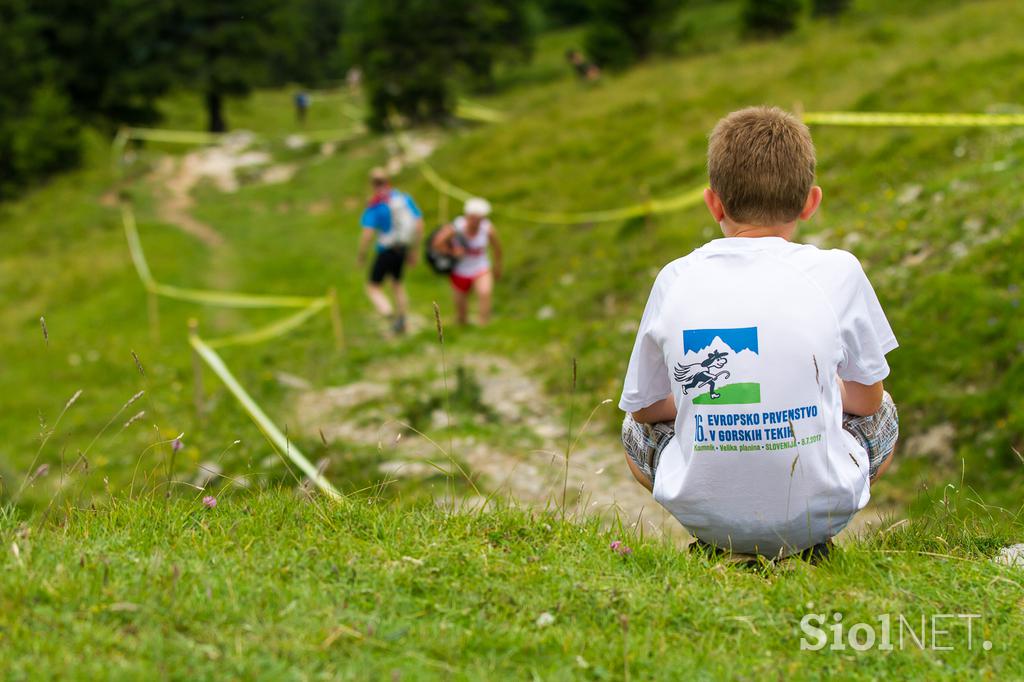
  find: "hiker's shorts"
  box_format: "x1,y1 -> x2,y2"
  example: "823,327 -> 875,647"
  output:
622,392 -> 898,484
369,246 -> 408,284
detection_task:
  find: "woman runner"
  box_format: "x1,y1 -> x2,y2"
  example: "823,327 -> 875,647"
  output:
431,198 -> 503,326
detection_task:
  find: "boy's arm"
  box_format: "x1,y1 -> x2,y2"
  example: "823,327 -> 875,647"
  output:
632,395 -> 677,424
839,378 -> 883,416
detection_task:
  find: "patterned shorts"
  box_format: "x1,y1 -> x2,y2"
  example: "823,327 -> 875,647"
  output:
622,392 -> 898,483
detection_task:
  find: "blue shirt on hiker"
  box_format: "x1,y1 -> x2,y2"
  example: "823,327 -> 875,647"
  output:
360,189 -> 422,252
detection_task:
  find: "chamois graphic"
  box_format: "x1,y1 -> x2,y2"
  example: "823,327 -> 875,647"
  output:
674,350 -> 731,400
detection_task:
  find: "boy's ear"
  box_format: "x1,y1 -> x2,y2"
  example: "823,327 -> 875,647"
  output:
704,188 -> 726,222
799,186 -> 823,220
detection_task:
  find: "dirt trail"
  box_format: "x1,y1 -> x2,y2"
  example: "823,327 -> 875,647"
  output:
290,349 -> 681,537
145,132 -> 299,248
150,156 -> 226,248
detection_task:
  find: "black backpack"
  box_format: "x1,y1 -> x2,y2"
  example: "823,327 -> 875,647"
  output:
424,225 -> 465,275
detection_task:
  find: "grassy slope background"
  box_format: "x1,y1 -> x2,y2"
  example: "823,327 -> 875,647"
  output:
2,0 -> 1024,676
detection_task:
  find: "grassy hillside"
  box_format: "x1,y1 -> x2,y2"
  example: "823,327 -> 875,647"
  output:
3,1 -> 1024,676
3,0 -> 1024,513
2,491 -> 1023,679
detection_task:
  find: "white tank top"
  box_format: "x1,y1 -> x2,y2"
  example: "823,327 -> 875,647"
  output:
452,216 -> 491,277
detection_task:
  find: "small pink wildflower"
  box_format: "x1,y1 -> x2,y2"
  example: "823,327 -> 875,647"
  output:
610,540 -> 632,556
202,496 -> 217,509
171,437 -> 183,453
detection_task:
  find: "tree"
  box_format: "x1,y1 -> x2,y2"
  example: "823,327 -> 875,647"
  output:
345,0 -> 535,129
30,0 -> 180,125
173,1 -> 280,132
812,0 -> 852,18
742,0 -> 803,36
267,0 -> 349,87
584,0 -> 677,70
0,0 -> 81,197
537,0 -> 592,27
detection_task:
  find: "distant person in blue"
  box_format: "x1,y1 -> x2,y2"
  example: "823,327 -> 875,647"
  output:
357,167 -> 424,335
294,91 -> 310,125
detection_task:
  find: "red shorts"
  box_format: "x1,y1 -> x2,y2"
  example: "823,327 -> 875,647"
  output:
450,271 -> 487,292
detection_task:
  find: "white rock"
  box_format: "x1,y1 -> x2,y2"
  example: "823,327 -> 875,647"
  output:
191,461 -> 222,489
896,184 -> 923,206
275,371 -> 312,390
995,544 -> 1024,568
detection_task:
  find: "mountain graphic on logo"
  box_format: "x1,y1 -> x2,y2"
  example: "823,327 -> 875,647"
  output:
678,327 -> 760,405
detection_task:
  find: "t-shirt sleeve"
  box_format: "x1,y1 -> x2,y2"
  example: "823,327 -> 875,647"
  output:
404,193 -> 423,219
835,255 -> 898,385
360,205 -> 381,230
618,273 -> 672,412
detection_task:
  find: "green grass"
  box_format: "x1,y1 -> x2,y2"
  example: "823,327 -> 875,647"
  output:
3,2 -> 1024,674
5,1 -> 1024,510
1,491 -> 1022,680
692,382 -> 762,405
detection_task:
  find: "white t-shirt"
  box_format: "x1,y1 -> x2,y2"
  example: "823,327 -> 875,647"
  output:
619,236 -> 897,555
452,216 -> 492,278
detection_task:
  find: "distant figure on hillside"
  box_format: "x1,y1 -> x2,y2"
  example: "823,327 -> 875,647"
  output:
565,49 -> 601,82
357,168 -> 424,334
430,198 -> 502,326
346,67 -> 363,93
294,91 -> 310,125
619,107 -> 899,560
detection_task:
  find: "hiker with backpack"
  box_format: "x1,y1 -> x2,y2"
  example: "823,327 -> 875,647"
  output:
429,198 -> 502,326
357,167 -> 424,334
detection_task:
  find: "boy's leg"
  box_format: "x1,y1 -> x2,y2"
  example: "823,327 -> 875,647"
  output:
621,413 -> 675,493
842,391 -> 899,482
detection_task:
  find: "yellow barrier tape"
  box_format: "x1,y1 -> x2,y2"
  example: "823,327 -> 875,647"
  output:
454,100 -> 506,124
120,125 -> 365,147
410,139 -> 706,224
124,127 -> 227,145
204,299 -> 330,349
802,111 -> 1024,127
189,333 -> 341,500
122,204 -> 328,309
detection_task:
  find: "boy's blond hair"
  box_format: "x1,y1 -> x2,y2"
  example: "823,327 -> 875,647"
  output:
707,106 -> 816,226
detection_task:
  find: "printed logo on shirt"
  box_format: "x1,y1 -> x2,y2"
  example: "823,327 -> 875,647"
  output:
675,327 -> 760,405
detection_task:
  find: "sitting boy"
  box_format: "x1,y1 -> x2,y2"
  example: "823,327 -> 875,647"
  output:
619,107 -> 898,557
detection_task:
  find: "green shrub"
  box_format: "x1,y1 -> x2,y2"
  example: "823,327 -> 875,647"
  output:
742,0 -> 803,36
0,86 -> 81,198
812,0 -> 852,17
583,0 -> 677,69
584,21 -> 636,69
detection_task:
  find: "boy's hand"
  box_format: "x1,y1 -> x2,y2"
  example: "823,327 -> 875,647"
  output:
405,251 -> 417,266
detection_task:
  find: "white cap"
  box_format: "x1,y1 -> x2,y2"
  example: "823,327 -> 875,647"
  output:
464,197 -> 492,217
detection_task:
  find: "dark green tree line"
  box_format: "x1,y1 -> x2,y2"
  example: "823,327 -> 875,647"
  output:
583,0 -> 678,70
0,0 -> 353,196
344,0 -> 535,130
